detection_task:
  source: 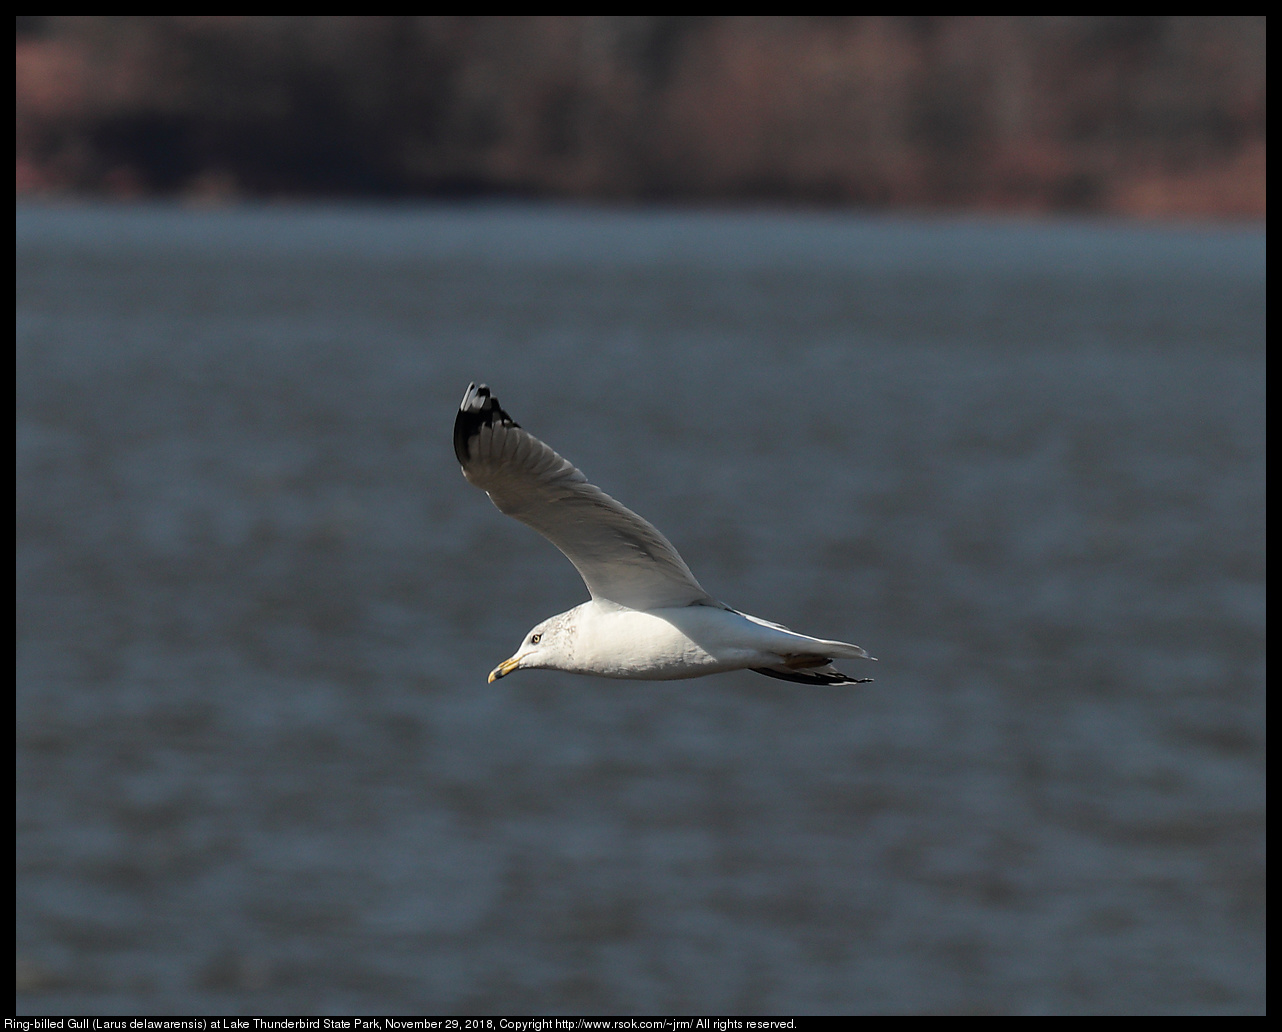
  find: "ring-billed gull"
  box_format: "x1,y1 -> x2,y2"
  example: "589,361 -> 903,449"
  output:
455,383 -> 875,685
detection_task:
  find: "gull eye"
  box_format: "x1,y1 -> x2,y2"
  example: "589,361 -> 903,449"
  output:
531,633 -> 541,644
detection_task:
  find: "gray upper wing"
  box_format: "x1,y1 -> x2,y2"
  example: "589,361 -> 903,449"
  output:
453,383 -> 713,610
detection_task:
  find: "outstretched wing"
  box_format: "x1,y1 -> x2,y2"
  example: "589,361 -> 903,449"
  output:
454,383 -> 714,610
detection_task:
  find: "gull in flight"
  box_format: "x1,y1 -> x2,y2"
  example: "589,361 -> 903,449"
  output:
454,383 -> 875,685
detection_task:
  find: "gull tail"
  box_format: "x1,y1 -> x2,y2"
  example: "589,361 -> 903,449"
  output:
733,609 -> 876,684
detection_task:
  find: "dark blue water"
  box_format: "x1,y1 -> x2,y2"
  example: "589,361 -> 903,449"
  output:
16,205 -> 1265,1014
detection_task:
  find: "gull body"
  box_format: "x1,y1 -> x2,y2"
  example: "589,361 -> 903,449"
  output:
491,601 -> 871,683
454,383 -> 875,687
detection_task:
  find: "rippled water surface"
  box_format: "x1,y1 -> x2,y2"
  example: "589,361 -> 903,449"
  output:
16,206 -> 1265,1014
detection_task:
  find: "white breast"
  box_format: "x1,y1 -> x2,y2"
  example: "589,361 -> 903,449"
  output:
570,603 -> 776,680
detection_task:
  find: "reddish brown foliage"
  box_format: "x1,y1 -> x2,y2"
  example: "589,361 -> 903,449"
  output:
15,16 -> 1266,216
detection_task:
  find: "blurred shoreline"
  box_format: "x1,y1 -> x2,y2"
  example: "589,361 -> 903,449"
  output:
16,17 -> 1265,220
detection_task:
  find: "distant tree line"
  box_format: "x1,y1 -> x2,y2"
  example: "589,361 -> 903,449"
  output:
15,16 -> 1266,215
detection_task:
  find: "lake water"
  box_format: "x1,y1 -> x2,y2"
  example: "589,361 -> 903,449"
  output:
16,205 -> 1265,1014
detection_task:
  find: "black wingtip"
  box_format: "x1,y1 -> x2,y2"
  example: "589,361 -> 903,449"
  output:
751,667 -> 873,686
454,382 -> 520,465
